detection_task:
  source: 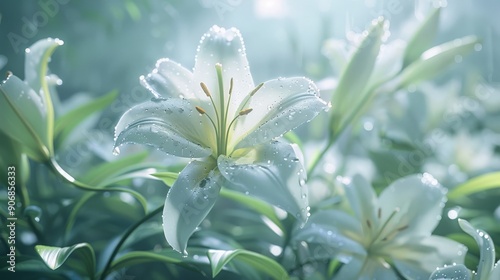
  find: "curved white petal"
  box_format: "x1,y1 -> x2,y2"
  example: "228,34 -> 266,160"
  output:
459,219 -> 496,279
292,210 -> 366,260
140,58 -> 199,100
429,264 -> 472,280
114,99 -> 213,158
193,25 -> 254,120
387,236 -> 467,279
233,77 -> 327,150
163,158 -> 222,254
333,257 -> 399,280
489,261 -> 500,280
218,141 -> 309,223
377,173 -> 447,240
341,174 -> 380,238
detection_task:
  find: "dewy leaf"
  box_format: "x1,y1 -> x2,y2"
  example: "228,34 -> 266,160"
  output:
163,158 -> 222,254
397,36 -> 479,88
207,249 -> 288,279
35,243 -> 96,279
403,7 -> 441,67
80,151 -> 148,186
458,219 -> 495,280
219,188 -> 285,233
218,141 -> 309,223
448,172 -> 500,200
0,74 -> 50,161
24,38 -> 64,155
330,18 -> 384,132
55,89 -> 118,144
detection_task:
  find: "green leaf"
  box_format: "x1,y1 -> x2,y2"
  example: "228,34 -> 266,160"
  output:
397,36 -> 479,88
152,171 -> 179,186
220,188 -> 285,233
55,89 -> 118,144
108,249 -> 211,276
80,151 -> 148,186
35,243 -> 96,279
403,7 -> 441,67
207,249 -> 288,279
0,74 -> 50,161
330,18 -> 384,133
448,172 -> 500,200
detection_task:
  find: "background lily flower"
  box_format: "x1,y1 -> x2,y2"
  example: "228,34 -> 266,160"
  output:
429,219 -> 499,280
293,173 -> 466,279
114,25 -> 327,254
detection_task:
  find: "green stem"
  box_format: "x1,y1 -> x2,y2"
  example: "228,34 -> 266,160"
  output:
47,157 -> 148,212
18,182 -> 45,243
98,205 -> 163,280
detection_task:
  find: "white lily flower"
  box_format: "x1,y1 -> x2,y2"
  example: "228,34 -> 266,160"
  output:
114,25 -> 327,254
293,173 -> 466,279
429,219 -> 499,280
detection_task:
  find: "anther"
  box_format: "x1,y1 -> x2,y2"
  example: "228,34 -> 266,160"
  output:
239,108 -> 253,116
378,208 -> 382,219
195,106 -> 206,114
366,220 -> 372,229
250,83 -> 264,96
397,225 -> 409,232
200,82 -> 211,97
229,78 -> 234,95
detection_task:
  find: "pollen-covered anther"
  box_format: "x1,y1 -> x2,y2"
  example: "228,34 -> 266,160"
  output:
250,82 -> 264,96
229,78 -> 234,95
195,106 -> 206,114
200,82 -> 211,97
239,108 -> 253,116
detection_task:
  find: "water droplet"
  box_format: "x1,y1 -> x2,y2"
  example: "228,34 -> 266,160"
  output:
113,147 -> 121,156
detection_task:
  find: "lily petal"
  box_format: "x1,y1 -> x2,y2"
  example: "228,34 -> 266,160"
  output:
459,219 -> 495,279
341,174 -> 380,237
333,256 -> 399,280
193,25 -> 254,119
140,58 -> 199,100
218,141 -> 309,222
387,236 -> 467,279
429,264 -> 472,280
114,99 -> 213,158
233,77 -> 326,150
378,173 -> 447,240
163,158 -> 222,254
292,209 -> 366,260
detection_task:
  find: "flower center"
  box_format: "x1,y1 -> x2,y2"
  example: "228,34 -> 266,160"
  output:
195,63 -> 263,157
365,207 -> 409,249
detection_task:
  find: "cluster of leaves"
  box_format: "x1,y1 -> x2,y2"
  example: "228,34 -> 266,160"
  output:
0,6 -> 499,280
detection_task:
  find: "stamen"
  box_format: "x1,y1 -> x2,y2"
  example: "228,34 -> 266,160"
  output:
200,82 -> 211,97
195,106 -> 206,114
250,82 -> 264,96
397,225 -> 409,232
370,208 -> 400,245
229,78 -> 234,95
239,108 -> 253,116
378,208 -> 382,219
366,220 -> 372,229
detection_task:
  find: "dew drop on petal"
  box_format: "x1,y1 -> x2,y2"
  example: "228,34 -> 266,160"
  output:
113,147 -> 121,156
